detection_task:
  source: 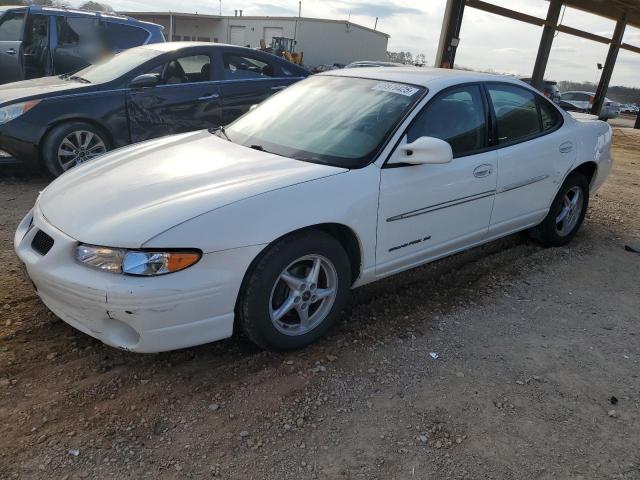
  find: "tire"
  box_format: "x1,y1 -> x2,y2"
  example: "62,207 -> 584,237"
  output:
237,230 -> 351,350
42,122 -> 111,177
529,172 -> 589,247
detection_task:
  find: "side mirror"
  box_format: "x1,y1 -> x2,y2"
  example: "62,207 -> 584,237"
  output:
130,73 -> 159,89
392,136 -> 453,165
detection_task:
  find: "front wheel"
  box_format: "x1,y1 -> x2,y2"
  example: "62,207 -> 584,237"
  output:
42,122 -> 110,177
237,230 -> 351,350
529,172 -> 589,247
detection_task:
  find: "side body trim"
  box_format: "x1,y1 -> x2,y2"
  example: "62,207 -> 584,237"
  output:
498,174 -> 549,193
386,190 -> 496,222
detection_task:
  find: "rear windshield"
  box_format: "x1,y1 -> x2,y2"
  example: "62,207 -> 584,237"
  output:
67,47 -> 160,83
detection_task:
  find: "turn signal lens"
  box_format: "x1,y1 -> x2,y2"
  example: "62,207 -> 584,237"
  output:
122,250 -> 201,276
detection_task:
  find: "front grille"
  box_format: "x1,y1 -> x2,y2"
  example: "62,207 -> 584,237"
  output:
31,229 -> 54,256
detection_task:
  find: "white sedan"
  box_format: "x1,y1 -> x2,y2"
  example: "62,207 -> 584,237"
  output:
14,68 -> 612,352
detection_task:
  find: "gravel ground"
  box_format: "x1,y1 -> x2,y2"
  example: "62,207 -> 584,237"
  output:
1,129 -> 639,480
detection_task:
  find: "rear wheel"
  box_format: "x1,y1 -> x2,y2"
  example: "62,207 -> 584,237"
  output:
529,172 -> 589,247
237,230 -> 351,350
42,122 -> 110,177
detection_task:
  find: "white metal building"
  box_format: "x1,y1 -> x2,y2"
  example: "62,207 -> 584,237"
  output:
119,12 -> 390,67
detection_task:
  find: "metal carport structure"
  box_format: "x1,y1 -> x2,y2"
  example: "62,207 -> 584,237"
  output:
435,0 -> 640,128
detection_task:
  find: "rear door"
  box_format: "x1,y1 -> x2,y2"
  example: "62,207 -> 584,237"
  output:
214,49 -> 297,125
0,8 -> 27,84
486,83 -> 572,237
127,49 -> 222,143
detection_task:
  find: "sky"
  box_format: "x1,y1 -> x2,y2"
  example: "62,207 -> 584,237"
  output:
76,0 -> 640,87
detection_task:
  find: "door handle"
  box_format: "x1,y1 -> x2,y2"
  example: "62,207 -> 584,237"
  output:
198,93 -> 220,100
559,142 -> 573,153
271,85 -> 287,91
6,48 -> 16,56
473,164 -> 493,178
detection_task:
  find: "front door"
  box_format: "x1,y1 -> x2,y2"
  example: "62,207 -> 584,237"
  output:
485,83 -> 573,236
376,84 -> 497,277
0,9 -> 26,84
127,51 -> 222,143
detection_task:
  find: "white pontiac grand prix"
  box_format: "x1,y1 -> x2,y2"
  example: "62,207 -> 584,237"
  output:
14,68 -> 612,352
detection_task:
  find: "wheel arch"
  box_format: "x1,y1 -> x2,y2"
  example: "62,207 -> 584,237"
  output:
570,160 -> 598,186
38,117 -> 115,167
243,223 -> 363,289
233,222 -> 363,334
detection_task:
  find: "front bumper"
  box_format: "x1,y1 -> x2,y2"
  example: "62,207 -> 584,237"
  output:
0,119 -> 41,169
14,207 -> 264,353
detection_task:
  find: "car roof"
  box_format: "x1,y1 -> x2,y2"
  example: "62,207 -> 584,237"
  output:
322,66 -> 529,88
0,5 -> 162,27
140,41 -> 263,52
348,61 -> 403,66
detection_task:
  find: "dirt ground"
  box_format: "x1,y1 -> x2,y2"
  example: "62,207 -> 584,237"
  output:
1,129 -> 639,480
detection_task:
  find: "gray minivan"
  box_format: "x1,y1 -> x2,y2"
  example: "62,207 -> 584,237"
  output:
0,6 -> 164,85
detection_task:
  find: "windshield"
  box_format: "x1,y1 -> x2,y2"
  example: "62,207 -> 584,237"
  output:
66,47 -> 161,84
224,75 -> 425,168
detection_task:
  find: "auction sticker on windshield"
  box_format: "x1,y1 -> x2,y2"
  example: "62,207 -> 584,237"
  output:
371,82 -> 420,97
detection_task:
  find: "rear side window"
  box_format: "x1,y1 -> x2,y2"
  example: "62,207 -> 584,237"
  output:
222,53 -> 275,79
0,10 -> 25,41
487,84 -> 540,144
280,65 -> 299,76
57,17 -> 98,46
103,22 -> 149,50
407,85 -> 487,157
539,99 -> 562,131
145,54 -> 212,84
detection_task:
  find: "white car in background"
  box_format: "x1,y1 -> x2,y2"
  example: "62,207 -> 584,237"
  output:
15,69 -> 612,353
560,91 -> 620,120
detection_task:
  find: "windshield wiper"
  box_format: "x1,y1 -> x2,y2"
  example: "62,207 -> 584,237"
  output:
69,75 -> 90,84
208,125 -> 231,141
250,144 -> 266,152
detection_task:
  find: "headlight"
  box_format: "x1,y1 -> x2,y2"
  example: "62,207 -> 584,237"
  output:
0,100 -> 41,125
76,244 -> 201,276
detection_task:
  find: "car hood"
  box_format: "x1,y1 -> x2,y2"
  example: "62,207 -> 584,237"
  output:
38,130 -> 346,248
0,76 -> 91,106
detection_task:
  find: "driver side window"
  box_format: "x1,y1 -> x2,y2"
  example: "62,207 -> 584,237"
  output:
406,85 -> 487,157
145,54 -> 212,85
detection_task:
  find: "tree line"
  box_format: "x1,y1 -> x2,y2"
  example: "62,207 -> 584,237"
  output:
386,51 -> 427,66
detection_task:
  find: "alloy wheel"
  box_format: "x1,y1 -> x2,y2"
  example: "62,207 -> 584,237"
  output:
269,254 -> 338,336
555,186 -> 583,236
57,130 -> 107,171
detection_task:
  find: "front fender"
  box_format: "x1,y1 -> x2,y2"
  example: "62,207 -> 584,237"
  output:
143,165 -> 381,274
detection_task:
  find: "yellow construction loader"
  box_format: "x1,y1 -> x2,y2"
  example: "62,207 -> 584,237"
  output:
260,37 -> 304,65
